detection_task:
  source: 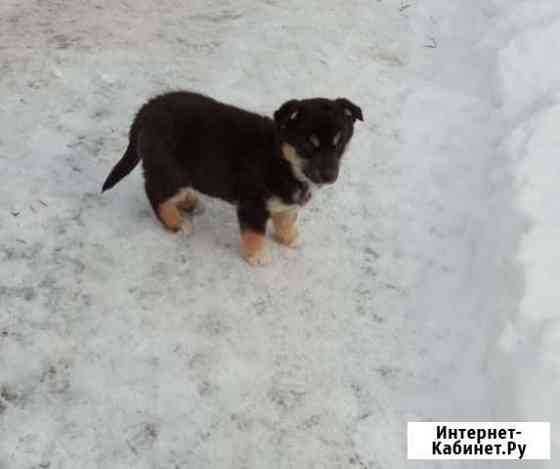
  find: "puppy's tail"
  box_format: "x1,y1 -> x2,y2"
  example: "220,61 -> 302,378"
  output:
102,141 -> 139,192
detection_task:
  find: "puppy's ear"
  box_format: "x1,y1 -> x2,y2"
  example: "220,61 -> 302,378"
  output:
335,98 -> 363,122
274,100 -> 300,127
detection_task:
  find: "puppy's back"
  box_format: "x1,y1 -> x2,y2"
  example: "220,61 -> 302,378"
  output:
134,91 -> 273,152
132,91 -> 276,201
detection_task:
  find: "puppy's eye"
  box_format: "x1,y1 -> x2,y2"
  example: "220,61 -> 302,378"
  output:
309,135 -> 320,148
332,132 -> 341,146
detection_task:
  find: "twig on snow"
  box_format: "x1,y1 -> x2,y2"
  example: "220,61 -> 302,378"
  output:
424,36 -> 438,48
399,3 -> 412,12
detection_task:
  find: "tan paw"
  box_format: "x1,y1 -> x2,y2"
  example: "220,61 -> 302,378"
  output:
273,228 -> 301,248
178,198 -> 205,215
179,219 -> 193,236
243,248 -> 271,266
189,202 -> 205,215
271,210 -> 300,248
240,231 -> 270,266
158,201 -> 184,232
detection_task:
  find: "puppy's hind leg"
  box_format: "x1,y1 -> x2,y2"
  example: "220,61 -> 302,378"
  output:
140,130 -> 193,234
176,188 -> 204,215
159,197 -> 193,234
145,179 -> 193,234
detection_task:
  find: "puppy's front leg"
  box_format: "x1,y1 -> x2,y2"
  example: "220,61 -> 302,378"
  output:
272,209 -> 299,247
237,203 -> 270,266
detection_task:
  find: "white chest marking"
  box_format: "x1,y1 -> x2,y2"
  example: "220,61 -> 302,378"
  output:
266,196 -> 298,214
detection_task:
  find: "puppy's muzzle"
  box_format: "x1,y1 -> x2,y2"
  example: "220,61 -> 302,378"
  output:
319,167 -> 338,184
307,166 -> 338,184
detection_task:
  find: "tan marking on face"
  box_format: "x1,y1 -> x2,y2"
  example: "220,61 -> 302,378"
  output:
310,134 -> 320,148
281,143 -> 310,184
240,231 -> 269,266
272,210 -> 299,247
333,132 -> 341,146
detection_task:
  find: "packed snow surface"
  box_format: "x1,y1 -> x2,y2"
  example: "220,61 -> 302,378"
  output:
0,0 -> 557,468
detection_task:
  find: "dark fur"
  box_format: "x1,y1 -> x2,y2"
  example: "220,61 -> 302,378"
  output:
102,91 -> 362,244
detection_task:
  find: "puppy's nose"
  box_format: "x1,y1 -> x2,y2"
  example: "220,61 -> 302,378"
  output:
320,168 -> 338,183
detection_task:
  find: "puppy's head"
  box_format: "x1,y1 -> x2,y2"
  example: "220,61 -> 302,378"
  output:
274,97 -> 363,185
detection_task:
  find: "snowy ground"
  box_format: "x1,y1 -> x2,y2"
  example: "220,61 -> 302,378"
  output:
0,1 -> 557,468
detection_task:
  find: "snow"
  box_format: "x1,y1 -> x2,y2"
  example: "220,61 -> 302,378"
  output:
0,1 -> 557,468
491,1 -> 560,462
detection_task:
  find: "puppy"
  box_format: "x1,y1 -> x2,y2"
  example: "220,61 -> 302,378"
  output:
102,91 -> 363,265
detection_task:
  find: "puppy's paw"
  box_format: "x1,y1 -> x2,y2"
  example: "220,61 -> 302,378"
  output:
179,219 -> 193,236
240,231 -> 270,267
179,199 -> 205,215
190,202 -> 205,216
159,202 -> 185,232
271,211 -> 300,248
273,227 -> 300,248
243,248 -> 271,267
286,236 -> 302,248
177,190 -> 203,215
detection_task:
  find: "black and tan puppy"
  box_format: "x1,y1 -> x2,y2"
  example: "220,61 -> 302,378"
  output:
102,91 -> 362,265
